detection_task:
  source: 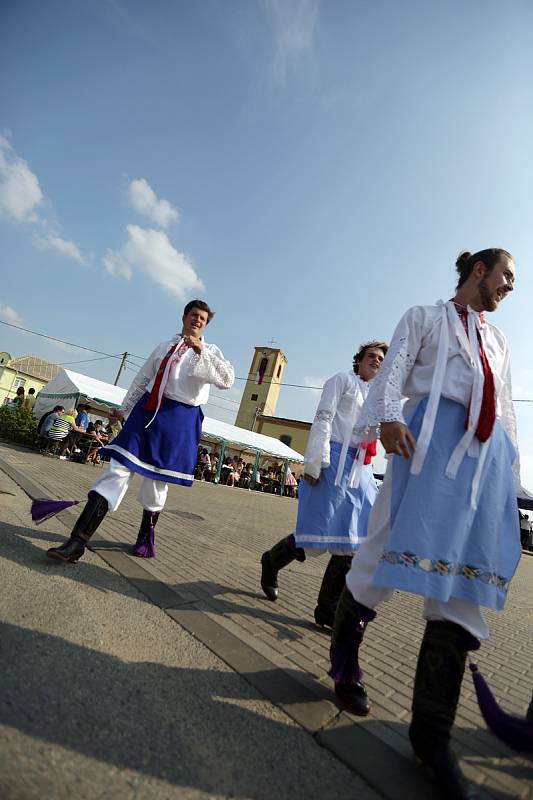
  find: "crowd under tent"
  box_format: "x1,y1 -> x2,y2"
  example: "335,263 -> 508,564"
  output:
34,369 -> 304,494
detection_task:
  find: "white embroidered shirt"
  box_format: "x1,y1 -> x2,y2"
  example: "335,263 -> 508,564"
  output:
304,372 -> 372,480
354,302 -> 520,499
121,337 -> 235,418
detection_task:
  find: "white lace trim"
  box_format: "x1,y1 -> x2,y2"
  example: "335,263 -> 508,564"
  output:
121,375 -> 150,417
499,351 -> 521,490
188,347 -> 235,389
353,334 -> 414,440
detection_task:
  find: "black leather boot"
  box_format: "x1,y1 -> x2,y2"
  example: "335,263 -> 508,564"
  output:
314,555 -> 353,628
46,491 -> 109,563
260,535 -> 305,601
329,587 -> 376,716
132,510 -> 160,558
409,621 -> 480,799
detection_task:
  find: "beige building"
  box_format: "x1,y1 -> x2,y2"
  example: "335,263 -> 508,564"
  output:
235,345 -> 312,457
0,352 -> 60,407
235,346 -> 288,430
254,414 -> 311,457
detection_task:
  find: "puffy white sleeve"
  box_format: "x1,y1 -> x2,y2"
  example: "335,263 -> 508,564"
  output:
354,307 -> 423,440
120,345 -> 161,418
188,344 -> 235,390
498,345 -> 521,491
304,373 -> 346,479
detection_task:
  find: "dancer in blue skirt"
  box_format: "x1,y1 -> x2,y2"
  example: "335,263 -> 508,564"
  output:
47,299 -> 234,562
329,249 -> 520,799
260,340 -> 388,627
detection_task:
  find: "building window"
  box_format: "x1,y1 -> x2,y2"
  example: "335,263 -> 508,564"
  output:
251,393 -> 258,401
14,377 -> 26,389
277,364 -> 282,378
280,434 -> 292,447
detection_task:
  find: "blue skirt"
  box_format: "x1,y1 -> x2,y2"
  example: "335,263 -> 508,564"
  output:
294,441 -> 378,553
373,397 -> 521,610
100,393 -> 203,486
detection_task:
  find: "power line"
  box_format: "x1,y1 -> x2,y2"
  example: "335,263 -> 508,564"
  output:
56,355 -> 121,366
3,316 -> 533,402
233,375 -> 323,390
211,393 -> 240,405
126,358 -> 145,370
0,318 -> 120,359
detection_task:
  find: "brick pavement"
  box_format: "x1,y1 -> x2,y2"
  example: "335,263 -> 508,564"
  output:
1,442 -> 532,799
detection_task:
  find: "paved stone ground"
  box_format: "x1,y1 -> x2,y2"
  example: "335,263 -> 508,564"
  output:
1,442 -> 532,799
0,465 -> 380,800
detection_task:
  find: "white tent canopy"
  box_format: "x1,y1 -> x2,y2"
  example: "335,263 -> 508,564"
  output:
34,369 -> 127,417
34,368 -> 304,463
200,416 -> 303,462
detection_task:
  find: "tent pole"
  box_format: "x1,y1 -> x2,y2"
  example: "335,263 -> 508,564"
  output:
280,458 -> 289,497
251,449 -> 260,490
215,440 -> 226,483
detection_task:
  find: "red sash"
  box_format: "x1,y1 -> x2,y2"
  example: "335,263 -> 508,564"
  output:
144,340 -> 188,411
453,304 -> 496,442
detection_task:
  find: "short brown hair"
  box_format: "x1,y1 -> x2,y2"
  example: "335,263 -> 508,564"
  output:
183,299 -> 215,323
353,340 -> 388,374
455,249 -> 513,289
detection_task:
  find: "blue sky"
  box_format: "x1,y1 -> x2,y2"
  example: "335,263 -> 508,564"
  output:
1,0 -> 533,483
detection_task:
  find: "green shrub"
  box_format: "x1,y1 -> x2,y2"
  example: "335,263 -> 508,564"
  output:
0,406 -> 39,448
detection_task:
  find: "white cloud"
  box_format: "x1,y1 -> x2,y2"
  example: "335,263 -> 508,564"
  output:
48,340 -> 77,354
302,374 -> 325,398
262,0 -> 319,85
104,225 -> 204,299
0,304 -> 24,326
0,135 -> 44,223
33,232 -> 86,265
103,248 -> 133,279
128,178 -> 179,228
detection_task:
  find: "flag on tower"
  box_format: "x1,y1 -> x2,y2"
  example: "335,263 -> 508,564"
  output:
256,356 -> 268,385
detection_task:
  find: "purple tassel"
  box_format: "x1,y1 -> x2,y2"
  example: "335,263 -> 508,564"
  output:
132,519 -> 157,558
470,663 -> 533,753
31,498 -> 79,525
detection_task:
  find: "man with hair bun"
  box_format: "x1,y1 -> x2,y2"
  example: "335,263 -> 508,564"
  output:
47,299 -> 235,563
260,341 -> 388,628
328,249 -> 520,798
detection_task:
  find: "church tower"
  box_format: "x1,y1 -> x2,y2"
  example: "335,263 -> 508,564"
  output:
235,346 -> 288,431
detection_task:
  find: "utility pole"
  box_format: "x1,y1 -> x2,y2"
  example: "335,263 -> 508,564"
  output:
114,352 -> 128,386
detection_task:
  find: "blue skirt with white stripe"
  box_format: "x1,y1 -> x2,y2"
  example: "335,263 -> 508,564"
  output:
294,441 -> 378,553
373,397 -> 521,610
100,392 -> 203,486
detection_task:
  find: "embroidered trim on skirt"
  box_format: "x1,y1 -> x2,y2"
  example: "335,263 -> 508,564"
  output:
100,393 -> 203,486
294,441 -> 378,553
372,397 -> 520,610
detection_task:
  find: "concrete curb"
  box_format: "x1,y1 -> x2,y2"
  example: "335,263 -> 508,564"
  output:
1,453 -> 436,800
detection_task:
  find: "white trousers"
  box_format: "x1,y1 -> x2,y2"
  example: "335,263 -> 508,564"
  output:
345,463 -> 490,641
91,459 -> 169,513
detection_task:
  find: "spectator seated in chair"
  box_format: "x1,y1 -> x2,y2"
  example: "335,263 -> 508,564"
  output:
42,409 -> 85,458
37,405 -> 65,453
227,458 -> 244,487
83,420 -> 108,464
